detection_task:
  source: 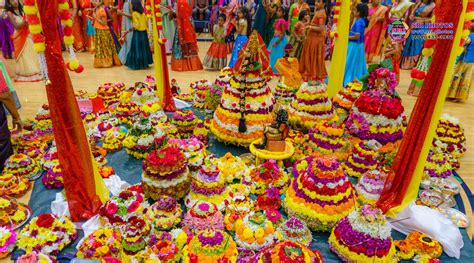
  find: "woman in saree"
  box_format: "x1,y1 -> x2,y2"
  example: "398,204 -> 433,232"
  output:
161,0 -> 176,54
118,0 -> 132,63
5,0 -> 42,82
0,8 -> 14,59
381,0 -> 414,81
288,0 -> 310,35
170,0 -> 203,71
364,0 -> 388,63
70,0 -> 88,52
299,0 -> 327,81
399,0 -> 435,70
221,0 -> 238,53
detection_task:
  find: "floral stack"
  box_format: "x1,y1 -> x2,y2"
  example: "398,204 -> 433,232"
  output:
0,171 -> 31,197
121,216 -> 151,257
234,211 -> 276,250
345,68 -> 405,154
97,82 -> 122,107
123,117 -> 166,159
210,33 -> 275,146
288,81 -> 336,130
424,150 -> 453,179
34,104 -> 54,142
115,100 -> 140,126
0,227 -> 16,259
182,229 -> 238,262
308,121 -> 350,161
251,241 -> 324,263
329,205 -> 397,262
182,201 -> 224,234
332,80 -> 363,121
356,167 -> 390,204
432,114 -> 467,169
145,195 -> 183,231
242,160 -> 289,195
185,156 -> 230,211
42,163 -> 64,189
4,153 -> 40,180
0,197 -> 29,229
171,110 -> 199,139
276,217 -> 312,247
142,147 -> 191,200
16,214 -> 77,257
76,228 -> 122,261
192,80 -> 212,109
99,189 -> 149,225
168,138 -> 206,171
217,152 -> 247,183
284,156 -> 356,231
343,140 -> 381,178
224,184 -> 254,231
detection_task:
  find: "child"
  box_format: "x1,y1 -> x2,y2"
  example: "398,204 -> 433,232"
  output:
90,0 -> 121,68
268,6 -> 289,74
275,44 -> 303,104
289,10 -> 309,60
203,14 -> 228,70
447,24 -> 474,101
299,0 -> 327,81
84,5 -> 96,54
125,0 -> 153,70
228,7 -> 251,68
343,3 -> 368,86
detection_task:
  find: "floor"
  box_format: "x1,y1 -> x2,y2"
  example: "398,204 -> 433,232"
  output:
5,40 -> 474,239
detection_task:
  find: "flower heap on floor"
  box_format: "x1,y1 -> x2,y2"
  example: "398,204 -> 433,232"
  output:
5,54 -> 469,262
192,80 -> 212,109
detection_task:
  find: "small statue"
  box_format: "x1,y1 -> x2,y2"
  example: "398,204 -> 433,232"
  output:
256,109 -> 290,151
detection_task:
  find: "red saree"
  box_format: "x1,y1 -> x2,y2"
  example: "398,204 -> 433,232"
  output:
364,4 -> 388,63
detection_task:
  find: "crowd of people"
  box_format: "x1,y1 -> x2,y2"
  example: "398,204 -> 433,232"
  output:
0,0 -> 472,101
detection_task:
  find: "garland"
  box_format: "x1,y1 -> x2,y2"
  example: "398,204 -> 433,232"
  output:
328,1 -> 343,38
145,0 -> 167,44
23,0 -> 83,84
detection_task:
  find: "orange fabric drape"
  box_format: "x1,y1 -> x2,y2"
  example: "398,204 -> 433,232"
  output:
38,0 -> 103,221
13,25 -> 29,59
377,0 -> 463,213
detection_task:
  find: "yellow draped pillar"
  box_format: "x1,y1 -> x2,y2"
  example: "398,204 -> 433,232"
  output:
327,0 -> 352,98
149,0 -> 164,104
387,0 -> 468,217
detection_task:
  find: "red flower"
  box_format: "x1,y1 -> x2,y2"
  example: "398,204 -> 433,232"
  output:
32,34 -> 45,43
189,254 -> 198,263
23,0 -> 36,5
263,161 -> 274,170
127,201 -> 140,213
26,15 -> 40,24
63,26 -> 73,36
119,190 -> 133,200
59,10 -> 71,20
36,214 -> 55,228
106,202 -> 118,215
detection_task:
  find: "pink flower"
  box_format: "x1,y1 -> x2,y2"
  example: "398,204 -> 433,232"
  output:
106,202 -> 118,215
198,202 -> 210,211
128,201 -> 140,213
266,210 -> 281,224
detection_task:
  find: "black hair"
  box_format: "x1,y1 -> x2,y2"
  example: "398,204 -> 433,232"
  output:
131,0 -> 144,14
5,0 -> 23,16
298,10 -> 308,21
239,6 -> 252,36
277,6 -> 288,21
356,3 -> 369,27
219,13 -> 226,21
